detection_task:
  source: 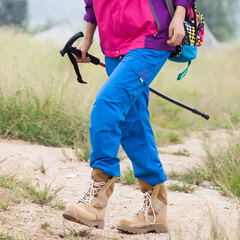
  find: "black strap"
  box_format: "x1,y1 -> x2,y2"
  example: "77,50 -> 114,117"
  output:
192,4 -> 198,45
65,47 -> 101,84
67,51 -> 87,84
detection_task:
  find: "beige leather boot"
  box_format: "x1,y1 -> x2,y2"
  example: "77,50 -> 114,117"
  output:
63,168 -> 116,229
116,179 -> 168,234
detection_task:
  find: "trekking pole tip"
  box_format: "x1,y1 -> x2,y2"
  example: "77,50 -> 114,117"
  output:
192,108 -> 210,120
202,113 -> 210,120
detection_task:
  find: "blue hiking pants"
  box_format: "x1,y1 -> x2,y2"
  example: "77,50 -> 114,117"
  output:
89,49 -> 170,185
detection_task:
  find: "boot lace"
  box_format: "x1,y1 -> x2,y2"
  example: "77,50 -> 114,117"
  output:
135,190 -> 156,226
78,180 -> 105,210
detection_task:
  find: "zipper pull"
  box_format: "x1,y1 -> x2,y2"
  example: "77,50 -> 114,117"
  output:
154,32 -> 158,37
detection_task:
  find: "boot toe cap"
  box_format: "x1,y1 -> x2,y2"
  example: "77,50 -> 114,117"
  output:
118,216 -> 146,228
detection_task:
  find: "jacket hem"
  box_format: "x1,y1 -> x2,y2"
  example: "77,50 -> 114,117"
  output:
144,36 -> 176,51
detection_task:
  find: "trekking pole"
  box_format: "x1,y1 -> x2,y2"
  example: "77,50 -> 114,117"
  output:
149,88 -> 210,120
60,32 -> 210,120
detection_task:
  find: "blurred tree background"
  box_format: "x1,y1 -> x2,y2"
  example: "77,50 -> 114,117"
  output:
197,0 -> 239,42
0,0 -> 28,27
0,0 -> 239,41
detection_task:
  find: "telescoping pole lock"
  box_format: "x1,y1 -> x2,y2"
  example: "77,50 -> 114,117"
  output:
60,32 -> 210,120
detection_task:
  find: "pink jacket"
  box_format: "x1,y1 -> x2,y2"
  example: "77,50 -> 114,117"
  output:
84,0 -> 196,58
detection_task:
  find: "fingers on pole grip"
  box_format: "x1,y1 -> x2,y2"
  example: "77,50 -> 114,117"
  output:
86,53 -> 100,65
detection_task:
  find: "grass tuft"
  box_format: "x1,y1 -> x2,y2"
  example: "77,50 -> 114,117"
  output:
208,209 -> 230,240
168,183 -> 196,193
168,135 -> 240,200
33,157 -> 51,174
74,138 -> 91,162
40,221 -> 52,230
119,167 -> 136,185
154,129 -> 183,146
0,198 -> 10,211
0,174 -> 65,209
204,137 -> 240,199
0,232 -> 16,240
29,182 -> 64,207
172,149 -> 190,156
59,227 -> 93,239
61,149 -> 74,163
167,167 -> 211,186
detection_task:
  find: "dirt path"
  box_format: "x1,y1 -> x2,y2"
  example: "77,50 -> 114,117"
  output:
0,130 -> 239,240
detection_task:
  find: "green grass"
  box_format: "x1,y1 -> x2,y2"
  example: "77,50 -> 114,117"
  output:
154,129 -> 183,145
172,149 -> 190,156
74,139 -> 91,162
168,135 -> 240,200
149,46 -> 240,132
29,182 -> 64,207
119,167 -> 136,185
33,157 -> 51,174
208,209 -> 230,240
168,183 -> 196,193
0,174 -> 65,209
0,231 -> 16,240
0,83 -> 90,147
204,137 -> 240,199
0,27 -> 92,147
0,175 -> 31,204
40,221 -> 52,230
58,227 -> 93,239
1,28 -> 240,148
0,231 -> 27,240
0,197 -> 10,211
1,26 -> 239,240
167,167 -> 211,186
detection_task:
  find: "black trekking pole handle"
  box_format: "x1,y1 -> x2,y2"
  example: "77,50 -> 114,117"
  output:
60,32 -> 210,120
60,31 -> 102,65
60,32 -> 84,56
60,32 -> 106,83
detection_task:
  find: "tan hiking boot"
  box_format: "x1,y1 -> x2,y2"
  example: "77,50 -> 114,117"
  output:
116,180 -> 168,234
63,168 -> 116,229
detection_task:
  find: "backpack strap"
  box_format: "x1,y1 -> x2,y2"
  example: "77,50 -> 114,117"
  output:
165,0 -> 175,19
177,61 -> 191,80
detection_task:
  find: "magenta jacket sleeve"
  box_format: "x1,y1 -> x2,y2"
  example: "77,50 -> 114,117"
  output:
174,0 -> 196,10
83,0 -> 97,25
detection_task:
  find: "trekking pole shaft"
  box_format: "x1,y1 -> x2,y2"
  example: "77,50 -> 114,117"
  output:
99,62 -> 106,68
149,87 -> 210,120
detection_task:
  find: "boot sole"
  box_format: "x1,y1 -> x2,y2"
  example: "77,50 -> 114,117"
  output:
116,223 -> 168,234
62,210 -> 104,229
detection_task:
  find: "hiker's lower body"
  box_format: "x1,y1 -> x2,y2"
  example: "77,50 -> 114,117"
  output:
63,48 -> 170,233
90,48 -> 169,184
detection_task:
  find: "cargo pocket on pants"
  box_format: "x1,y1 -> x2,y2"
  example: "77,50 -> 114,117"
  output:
130,57 -> 157,86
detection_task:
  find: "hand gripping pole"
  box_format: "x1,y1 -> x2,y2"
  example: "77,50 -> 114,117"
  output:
60,32 -> 102,83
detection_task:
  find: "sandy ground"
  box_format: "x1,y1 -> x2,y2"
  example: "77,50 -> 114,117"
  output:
0,130 -> 239,240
